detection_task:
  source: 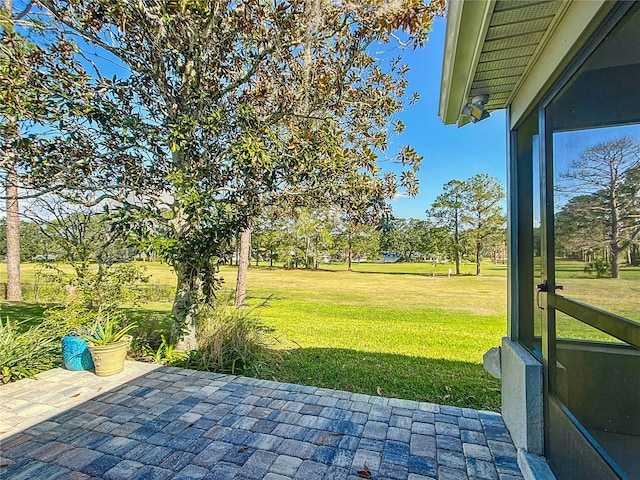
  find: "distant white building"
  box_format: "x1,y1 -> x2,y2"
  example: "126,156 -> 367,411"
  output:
380,252 -> 402,263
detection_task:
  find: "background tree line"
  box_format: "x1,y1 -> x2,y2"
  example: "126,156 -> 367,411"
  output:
0,173 -> 508,276
554,136 -> 640,278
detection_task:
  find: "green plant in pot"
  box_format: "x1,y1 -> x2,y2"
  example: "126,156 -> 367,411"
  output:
42,262 -> 148,373
84,314 -> 136,377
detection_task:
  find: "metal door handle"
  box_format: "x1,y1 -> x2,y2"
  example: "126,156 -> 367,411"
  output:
536,281 -> 563,310
537,282 -> 547,310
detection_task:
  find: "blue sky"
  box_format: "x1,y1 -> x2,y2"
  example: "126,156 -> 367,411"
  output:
25,13 -> 506,222
388,17 -> 507,219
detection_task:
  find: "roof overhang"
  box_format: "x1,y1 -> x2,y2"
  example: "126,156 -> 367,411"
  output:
439,0 -> 569,126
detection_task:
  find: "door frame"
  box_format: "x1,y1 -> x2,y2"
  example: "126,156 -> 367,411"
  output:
536,4 -> 637,477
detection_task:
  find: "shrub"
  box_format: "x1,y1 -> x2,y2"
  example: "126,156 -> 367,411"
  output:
139,333 -> 186,365
0,318 -> 59,384
179,296 -> 274,375
584,258 -> 611,278
43,262 -> 148,337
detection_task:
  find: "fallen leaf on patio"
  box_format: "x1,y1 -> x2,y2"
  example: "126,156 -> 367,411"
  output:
330,432 -> 344,436
238,447 -> 248,453
356,463 -> 372,479
70,393 -> 80,398
187,423 -> 195,428
376,386 -> 382,396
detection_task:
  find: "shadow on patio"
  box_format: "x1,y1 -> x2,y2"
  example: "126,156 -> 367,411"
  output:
0,362 -> 522,480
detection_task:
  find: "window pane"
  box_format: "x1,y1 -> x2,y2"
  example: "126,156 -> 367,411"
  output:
546,6 -> 640,477
552,126 -> 640,324
549,2 -> 640,327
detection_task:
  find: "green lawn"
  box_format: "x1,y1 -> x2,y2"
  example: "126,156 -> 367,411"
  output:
239,265 -> 506,410
0,261 -> 506,410
2,259 -> 638,411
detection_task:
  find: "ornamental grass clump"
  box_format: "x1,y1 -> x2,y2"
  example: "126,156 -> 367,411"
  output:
0,318 -> 59,384
83,313 -> 136,346
187,297 -> 274,376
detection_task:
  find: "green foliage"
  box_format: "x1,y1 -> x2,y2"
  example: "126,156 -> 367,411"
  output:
83,313 -> 136,346
429,175 -> 506,275
251,207 -> 383,269
142,334 -> 185,365
380,218 -> 440,261
428,179 -> 467,273
73,263 -> 148,311
26,200 -> 135,267
584,258 -> 611,278
24,0 -> 446,342
0,220 -> 56,262
43,301 -> 99,338
43,262 -> 147,337
0,318 -> 59,384
179,297 -> 274,376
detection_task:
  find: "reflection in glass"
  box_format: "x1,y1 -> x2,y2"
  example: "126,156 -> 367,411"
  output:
553,126 -> 640,324
539,4 -> 640,477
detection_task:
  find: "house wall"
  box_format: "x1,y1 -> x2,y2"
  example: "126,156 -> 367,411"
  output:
501,337 -> 543,455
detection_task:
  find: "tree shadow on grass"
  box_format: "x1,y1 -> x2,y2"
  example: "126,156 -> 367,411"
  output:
263,347 -> 501,412
340,270 -> 476,277
123,307 -> 172,328
0,301 -> 50,327
0,302 -> 173,336
122,308 -> 174,350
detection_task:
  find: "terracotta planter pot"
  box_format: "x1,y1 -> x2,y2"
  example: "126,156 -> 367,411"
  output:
87,335 -> 132,377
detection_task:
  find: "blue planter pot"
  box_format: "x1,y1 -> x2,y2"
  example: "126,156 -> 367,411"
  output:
62,335 -> 94,371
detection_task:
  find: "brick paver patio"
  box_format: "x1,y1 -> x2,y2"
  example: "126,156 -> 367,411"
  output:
0,361 -> 523,479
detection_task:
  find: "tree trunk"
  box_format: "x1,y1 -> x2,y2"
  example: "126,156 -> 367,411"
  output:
347,228 -> 353,272
454,209 -> 461,275
6,161 -> 21,301
610,243 -> 620,279
476,242 -> 482,276
173,266 -> 198,350
609,191 -> 621,279
235,227 -> 251,308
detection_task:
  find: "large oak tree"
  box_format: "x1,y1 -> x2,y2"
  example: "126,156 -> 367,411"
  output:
18,0 -> 445,346
558,136 -> 640,278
